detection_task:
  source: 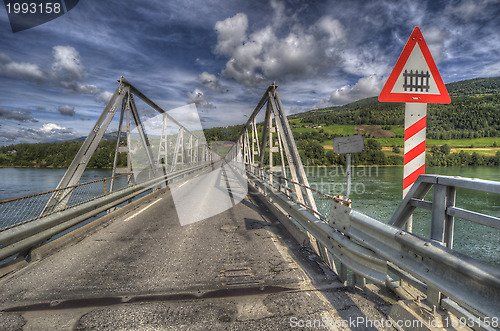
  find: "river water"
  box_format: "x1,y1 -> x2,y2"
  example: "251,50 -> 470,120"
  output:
0,166 -> 498,266
305,165 -> 500,267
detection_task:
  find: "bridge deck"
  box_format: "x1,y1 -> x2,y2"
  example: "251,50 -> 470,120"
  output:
0,170 -> 395,330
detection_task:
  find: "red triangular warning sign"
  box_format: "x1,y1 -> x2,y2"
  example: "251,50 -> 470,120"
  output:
379,27 -> 450,104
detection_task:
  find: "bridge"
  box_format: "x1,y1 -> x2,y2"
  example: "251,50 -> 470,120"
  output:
1,78 -> 499,330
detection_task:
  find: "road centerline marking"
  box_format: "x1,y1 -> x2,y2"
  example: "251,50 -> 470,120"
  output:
123,198 -> 163,222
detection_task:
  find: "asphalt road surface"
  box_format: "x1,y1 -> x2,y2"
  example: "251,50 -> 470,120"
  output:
0,166 -> 396,330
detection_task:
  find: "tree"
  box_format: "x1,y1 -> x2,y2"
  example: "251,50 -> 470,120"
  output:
440,144 -> 451,155
365,139 -> 382,151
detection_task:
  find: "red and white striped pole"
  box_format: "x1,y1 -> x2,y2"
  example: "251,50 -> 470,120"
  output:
403,102 -> 427,231
378,27 -> 450,231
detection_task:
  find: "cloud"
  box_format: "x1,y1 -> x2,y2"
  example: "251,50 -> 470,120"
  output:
288,105 -> 305,115
0,53 -> 45,83
57,105 -> 76,116
214,3 -> 347,87
62,82 -> 113,104
318,75 -> 386,107
0,46 -> 112,105
421,26 -> 449,64
35,123 -> 79,141
40,123 -> 65,132
0,130 -> 19,143
0,123 -> 79,144
198,72 -> 226,92
187,89 -> 215,109
63,82 -> 101,94
214,13 -> 248,56
0,106 -> 38,122
94,91 -> 114,104
315,15 -> 346,44
445,0 -> 493,22
51,46 -> 84,82
477,60 -> 500,77
340,47 -> 390,77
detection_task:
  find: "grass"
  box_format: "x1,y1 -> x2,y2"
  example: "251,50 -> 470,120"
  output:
390,125 -> 404,136
322,125 -> 355,136
374,138 -> 404,146
450,148 -> 500,156
427,137 -> 500,147
291,125 -> 355,135
373,137 -> 499,148
291,123 -> 499,159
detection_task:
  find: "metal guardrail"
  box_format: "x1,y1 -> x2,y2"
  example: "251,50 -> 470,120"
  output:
245,166 -> 500,327
0,174 -> 130,231
0,164 -> 211,262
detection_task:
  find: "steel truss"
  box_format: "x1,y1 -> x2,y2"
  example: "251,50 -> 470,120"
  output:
41,77 -> 213,216
228,83 -> 332,258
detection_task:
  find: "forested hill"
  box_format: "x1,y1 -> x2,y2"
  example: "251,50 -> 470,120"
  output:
1,77 -> 498,168
290,77 -> 500,140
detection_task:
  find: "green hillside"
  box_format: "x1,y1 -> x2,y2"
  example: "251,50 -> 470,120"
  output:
291,77 -> 500,140
1,77 -> 499,168
204,77 -> 500,166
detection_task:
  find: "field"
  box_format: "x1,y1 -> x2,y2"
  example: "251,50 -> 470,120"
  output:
305,123 -> 500,157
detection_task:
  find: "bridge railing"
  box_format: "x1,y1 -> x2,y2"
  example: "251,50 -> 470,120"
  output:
0,174 -> 130,231
0,164 -> 211,264
223,81 -> 499,325
246,164 -> 500,327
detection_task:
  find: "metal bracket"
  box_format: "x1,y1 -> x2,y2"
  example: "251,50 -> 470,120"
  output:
329,202 -> 351,232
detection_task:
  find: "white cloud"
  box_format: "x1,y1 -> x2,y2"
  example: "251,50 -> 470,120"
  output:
340,47 -> 389,77
52,46 -> 84,82
29,123 -> 79,142
198,72 -> 226,92
0,53 -> 45,83
187,89 -> 215,109
2,123 -> 81,144
58,105 -> 76,116
214,2 -> 348,88
0,46 -> 113,109
421,26 -> 449,64
0,106 -> 38,122
445,0 -> 493,21
40,123 -> 65,132
477,61 -> 500,78
318,75 -> 386,107
95,91 -> 114,104
315,16 -> 345,44
63,82 -> 101,94
214,13 -> 248,56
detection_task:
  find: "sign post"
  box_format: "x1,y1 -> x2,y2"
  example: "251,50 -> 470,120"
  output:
378,26 -> 450,231
333,135 -> 365,201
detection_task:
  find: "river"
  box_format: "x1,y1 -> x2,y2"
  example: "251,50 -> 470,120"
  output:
0,166 -> 498,266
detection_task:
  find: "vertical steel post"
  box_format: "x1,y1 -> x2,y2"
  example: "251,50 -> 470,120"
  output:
41,83 -> 126,215
431,184 -> 447,243
110,95 -> 133,192
346,153 -> 352,200
268,105 -> 274,185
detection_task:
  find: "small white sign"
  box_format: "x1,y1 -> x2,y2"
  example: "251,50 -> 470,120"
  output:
333,135 -> 365,154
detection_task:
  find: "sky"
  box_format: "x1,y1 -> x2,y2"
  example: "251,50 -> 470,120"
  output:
0,0 -> 499,146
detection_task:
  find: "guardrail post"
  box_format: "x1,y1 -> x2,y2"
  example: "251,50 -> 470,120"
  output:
339,263 -> 348,286
431,184 -> 447,243
429,184 -> 447,308
444,186 -> 456,249
354,273 -> 366,288
429,183 -> 458,310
